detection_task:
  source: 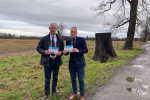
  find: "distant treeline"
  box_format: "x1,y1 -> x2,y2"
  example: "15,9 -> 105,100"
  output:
0,32 -> 134,41
0,32 -> 42,39
111,37 -> 126,41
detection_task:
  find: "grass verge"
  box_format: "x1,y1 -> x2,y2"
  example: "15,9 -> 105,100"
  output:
0,44 -> 144,100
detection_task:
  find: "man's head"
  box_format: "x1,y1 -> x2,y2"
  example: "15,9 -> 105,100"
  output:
49,23 -> 57,36
70,27 -> 77,38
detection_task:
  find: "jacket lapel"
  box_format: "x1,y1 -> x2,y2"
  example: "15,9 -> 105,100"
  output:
56,40 -> 60,47
68,38 -> 72,45
47,33 -> 51,48
56,34 -> 60,47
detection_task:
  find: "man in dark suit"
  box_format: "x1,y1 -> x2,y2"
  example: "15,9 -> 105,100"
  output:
36,23 -> 64,99
63,27 -> 88,100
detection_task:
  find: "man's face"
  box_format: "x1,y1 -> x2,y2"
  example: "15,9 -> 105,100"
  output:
70,28 -> 77,38
49,24 -> 57,36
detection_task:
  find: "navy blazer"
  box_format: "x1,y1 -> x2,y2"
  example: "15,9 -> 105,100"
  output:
66,36 -> 88,67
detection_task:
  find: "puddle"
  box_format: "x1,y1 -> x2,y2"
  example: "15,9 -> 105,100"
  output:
133,65 -> 150,68
127,88 -> 148,96
142,85 -> 150,90
126,77 -> 142,83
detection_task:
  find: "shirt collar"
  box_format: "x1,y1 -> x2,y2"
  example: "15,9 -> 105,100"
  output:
50,34 -> 56,37
71,37 -> 76,40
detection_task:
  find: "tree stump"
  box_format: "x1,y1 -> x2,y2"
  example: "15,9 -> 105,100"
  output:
92,33 -> 117,63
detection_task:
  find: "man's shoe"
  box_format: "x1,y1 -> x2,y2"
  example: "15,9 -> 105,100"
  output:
69,94 -> 77,100
80,97 -> 84,100
52,91 -> 62,97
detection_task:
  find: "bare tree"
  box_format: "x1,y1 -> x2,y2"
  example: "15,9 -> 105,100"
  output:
57,30 -> 61,37
94,0 -> 150,49
139,17 -> 150,42
57,23 -> 66,38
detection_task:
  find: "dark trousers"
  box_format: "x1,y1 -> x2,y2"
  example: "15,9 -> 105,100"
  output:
44,59 -> 59,95
69,61 -> 85,96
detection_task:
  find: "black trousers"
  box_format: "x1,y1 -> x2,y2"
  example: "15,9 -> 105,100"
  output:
44,59 -> 59,95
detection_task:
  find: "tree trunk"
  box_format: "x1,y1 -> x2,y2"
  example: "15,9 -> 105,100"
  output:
93,33 -> 117,63
143,26 -> 148,42
57,30 -> 60,37
143,33 -> 148,42
124,0 -> 138,50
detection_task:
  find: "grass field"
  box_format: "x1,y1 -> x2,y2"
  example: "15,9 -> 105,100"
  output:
0,39 -> 145,100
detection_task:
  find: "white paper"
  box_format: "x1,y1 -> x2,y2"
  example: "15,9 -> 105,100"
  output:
64,45 -> 73,52
49,46 -> 58,54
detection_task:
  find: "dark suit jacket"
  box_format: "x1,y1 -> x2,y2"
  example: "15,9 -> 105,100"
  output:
66,36 -> 88,67
36,33 -> 64,67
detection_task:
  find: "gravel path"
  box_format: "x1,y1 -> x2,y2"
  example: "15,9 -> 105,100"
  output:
87,41 -> 150,100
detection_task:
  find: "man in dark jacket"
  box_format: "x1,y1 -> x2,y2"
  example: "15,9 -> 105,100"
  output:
63,27 -> 88,100
36,23 -> 64,99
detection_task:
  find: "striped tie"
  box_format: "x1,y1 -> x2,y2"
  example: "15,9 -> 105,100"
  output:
52,37 -> 55,47
52,37 -> 55,56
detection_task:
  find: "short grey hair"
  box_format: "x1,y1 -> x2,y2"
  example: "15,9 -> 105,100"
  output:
49,23 -> 57,28
70,27 -> 77,32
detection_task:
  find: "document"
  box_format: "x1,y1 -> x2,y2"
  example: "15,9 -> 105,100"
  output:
64,45 -> 73,52
49,46 -> 58,54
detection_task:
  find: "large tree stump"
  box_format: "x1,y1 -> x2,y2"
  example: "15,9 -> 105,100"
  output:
92,33 -> 117,63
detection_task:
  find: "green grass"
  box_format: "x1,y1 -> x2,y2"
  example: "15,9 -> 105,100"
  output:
0,45 -> 144,100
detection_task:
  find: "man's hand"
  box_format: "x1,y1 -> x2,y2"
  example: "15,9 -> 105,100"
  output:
45,50 -> 51,54
63,50 -> 68,55
57,51 -> 62,56
72,48 -> 79,53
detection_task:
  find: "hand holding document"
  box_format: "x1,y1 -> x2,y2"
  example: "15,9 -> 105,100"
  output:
64,45 -> 73,53
49,46 -> 59,54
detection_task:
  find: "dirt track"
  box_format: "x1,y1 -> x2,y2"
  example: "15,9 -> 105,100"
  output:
87,41 -> 150,100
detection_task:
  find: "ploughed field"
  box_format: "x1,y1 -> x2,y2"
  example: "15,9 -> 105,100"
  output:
0,39 -> 141,57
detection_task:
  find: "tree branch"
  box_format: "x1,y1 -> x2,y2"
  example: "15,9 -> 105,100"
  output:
114,19 -> 130,28
108,0 -> 116,3
95,0 -> 117,15
127,0 -> 131,4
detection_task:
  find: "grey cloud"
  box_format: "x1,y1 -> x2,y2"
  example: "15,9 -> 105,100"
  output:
0,0 -> 102,27
0,0 -> 128,38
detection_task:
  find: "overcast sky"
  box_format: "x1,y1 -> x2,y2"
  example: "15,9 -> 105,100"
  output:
0,0 -> 138,38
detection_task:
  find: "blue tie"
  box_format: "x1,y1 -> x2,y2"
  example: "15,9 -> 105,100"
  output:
73,38 -> 75,48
